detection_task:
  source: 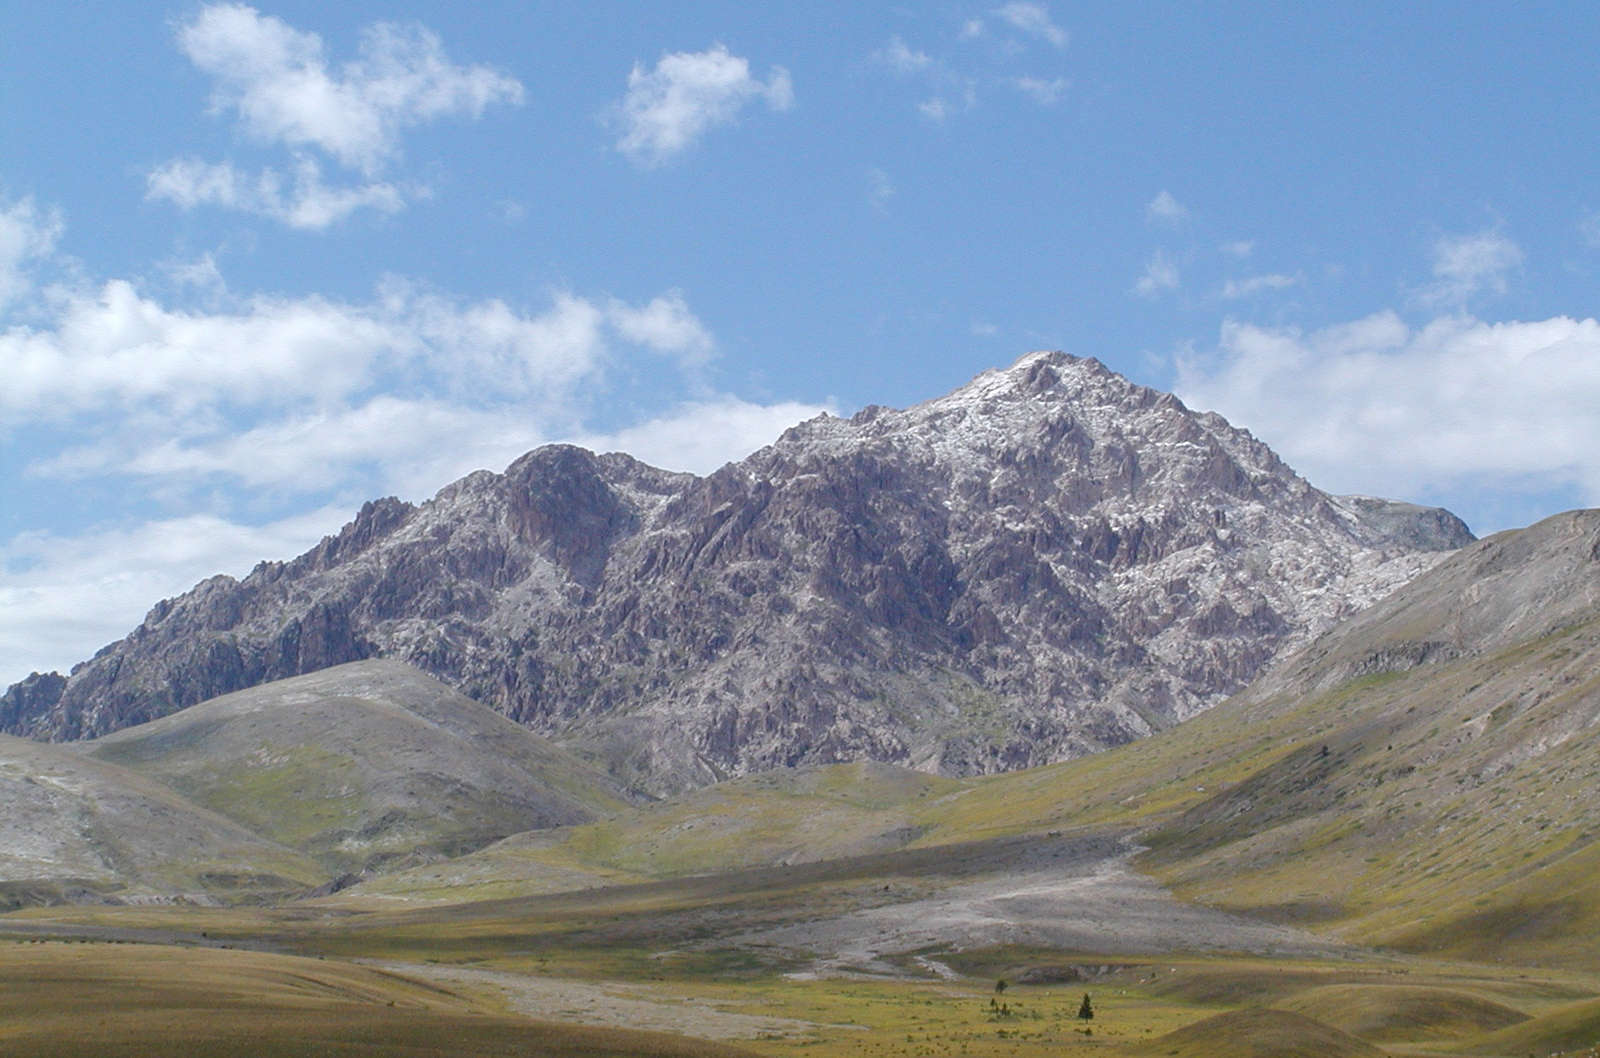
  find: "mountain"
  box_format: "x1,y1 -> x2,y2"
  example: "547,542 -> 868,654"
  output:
83,660 -> 633,874
2,352 -> 1471,793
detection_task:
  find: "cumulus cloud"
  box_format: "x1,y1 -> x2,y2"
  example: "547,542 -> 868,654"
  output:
0,195 -> 63,314
1175,312 -> 1600,523
1221,273 -> 1298,299
1134,250 -> 1180,297
152,4 -> 522,226
1145,190 -> 1187,225
995,2 -> 1068,47
178,4 -> 523,172
614,44 -> 793,166
1418,230 -> 1524,307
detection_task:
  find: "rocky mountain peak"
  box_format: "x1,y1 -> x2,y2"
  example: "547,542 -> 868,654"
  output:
3,353 -> 1472,794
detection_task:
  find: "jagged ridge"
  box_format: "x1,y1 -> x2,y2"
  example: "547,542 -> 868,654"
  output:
2,353 -> 1472,793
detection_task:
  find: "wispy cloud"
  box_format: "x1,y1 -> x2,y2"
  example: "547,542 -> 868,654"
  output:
614,44 -> 793,167
1134,250 -> 1180,298
995,3 -> 1068,48
1417,229 -> 1523,307
1145,190 -> 1188,225
867,167 -> 895,211
1580,208 -> 1600,249
146,157 -> 407,231
1221,273 -> 1298,299
607,290 -> 715,368
1012,76 -> 1066,105
878,36 -> 932,75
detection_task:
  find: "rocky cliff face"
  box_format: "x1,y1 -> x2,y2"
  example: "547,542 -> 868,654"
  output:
3,353 -> 1472,793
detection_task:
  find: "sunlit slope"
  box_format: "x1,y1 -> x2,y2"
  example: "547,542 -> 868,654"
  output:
85,659 -> 632,873
0,734 -> 324,904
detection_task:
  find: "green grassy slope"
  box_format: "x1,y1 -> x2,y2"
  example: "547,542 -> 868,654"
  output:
85,660 -> 632,873
0,734 -> 325,905
345,760 -> 965,904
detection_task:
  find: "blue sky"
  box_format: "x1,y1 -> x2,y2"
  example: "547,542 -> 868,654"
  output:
3,2 -> 1599,684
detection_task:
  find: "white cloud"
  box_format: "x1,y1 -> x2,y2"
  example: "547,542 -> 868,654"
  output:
1134,250 -> 1180,297
1145,190 -> 1187,225
575,397 -> 832,476
606,291 -> 715,367
146,156 -> 406,230
1175,312 -> 1600,518
960,19 -> 986,39
1012,76 -> 1066,105
1418,229 -> 1523,307
151,5 -> 521,227
0,506 -> 349,682
1221,273 -> 1298,299
178,3 -> 523,173
995,2 -> 1068,47
1220,239 -> 1254,258
880,36 -> 932,75
0,195 -> 63,314
614,44 -> 793,166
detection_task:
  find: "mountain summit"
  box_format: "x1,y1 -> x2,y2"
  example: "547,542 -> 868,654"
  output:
2,353 -> 1471,792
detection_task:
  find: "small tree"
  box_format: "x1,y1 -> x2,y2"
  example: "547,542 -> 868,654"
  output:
1077,993 -> 1094,1021
995,978 -> 1008,996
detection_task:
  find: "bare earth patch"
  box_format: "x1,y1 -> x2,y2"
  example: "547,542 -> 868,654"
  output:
739,841 -> 1349,978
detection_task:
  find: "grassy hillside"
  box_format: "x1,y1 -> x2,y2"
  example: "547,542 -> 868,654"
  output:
0,734 -> 324,905
85,660 -> 632,873
346,760 -> 966,904
0,941 -> 758,1058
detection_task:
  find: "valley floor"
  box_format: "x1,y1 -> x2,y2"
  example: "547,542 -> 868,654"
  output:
3,826 -> 1597,1058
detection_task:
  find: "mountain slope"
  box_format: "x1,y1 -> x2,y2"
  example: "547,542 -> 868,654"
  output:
84,660 -> 633,873
869,509 -> 1600,968
3,352 -> 1470,793
0,734 -> 325,905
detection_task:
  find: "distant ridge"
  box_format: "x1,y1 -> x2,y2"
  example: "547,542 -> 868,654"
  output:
3,352 -> 1471,793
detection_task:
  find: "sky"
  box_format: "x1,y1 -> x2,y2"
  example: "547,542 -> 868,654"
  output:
3,2 -> 1599,685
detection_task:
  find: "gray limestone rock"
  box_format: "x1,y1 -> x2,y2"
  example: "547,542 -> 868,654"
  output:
3,353 -> 1472,794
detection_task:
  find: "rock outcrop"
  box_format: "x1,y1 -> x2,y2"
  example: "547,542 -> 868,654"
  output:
2,353 -> 1472,793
